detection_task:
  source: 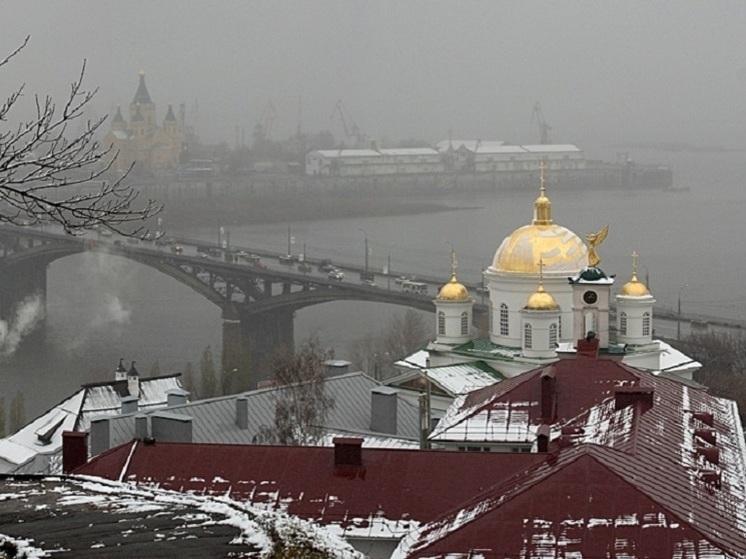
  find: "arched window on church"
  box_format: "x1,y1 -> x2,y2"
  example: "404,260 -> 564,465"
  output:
642,312 -> 651,336
438,311 -> 445,336
524,323 -> 532,349
460,311 -> 469,336
619,312 -> 627,336
500,303 -> 509,336
549,323 -> 558,347
558,314 -> 562,339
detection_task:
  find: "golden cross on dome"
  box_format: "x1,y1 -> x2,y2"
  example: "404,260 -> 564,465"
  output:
538,258 -> 545,287
539,161 -> 547,193
450,247 -> 458,277
631,251 -> 638,276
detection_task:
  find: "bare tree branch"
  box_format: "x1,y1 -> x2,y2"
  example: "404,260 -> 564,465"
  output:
0,38 -> 162,237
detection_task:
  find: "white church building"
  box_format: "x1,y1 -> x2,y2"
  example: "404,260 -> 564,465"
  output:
399,169 -> 700,382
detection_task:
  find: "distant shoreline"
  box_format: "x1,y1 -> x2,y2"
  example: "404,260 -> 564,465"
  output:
159,191 -> 470,233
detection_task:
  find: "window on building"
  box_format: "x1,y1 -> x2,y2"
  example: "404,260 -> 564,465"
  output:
643,312 -> 651,336
524,323 -> 532,348
549,323 -> 558,347
489,301 -> 493,332
620,312 -> 627,335
461,311 -> 469,335
438,311 -> 445,335
558,314 -> 562,339
500,303 -> 509,336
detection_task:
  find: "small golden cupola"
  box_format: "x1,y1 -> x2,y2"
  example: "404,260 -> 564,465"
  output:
619,251 -> 651,296
524,259 -> 559,310
438,249 -> 470,301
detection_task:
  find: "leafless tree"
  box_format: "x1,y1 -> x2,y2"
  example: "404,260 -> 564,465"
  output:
0,37 -> 161,236
257,337 -> 335,446
349,309 -> 429,380
678,330 -> 746,423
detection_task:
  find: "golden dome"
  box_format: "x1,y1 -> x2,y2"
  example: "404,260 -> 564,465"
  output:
494,223 -> 588,273
492,179 -> 588,273
619,273 -> 650,296
525,285 -> 559,310
438,275 -> 469,300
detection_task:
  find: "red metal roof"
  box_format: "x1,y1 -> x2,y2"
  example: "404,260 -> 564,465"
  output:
395,445 -> 746,558
74,349 -> 746,556
77,441 -> 545,536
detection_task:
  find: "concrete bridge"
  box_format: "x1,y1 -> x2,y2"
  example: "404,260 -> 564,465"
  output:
0,225 -> 487,390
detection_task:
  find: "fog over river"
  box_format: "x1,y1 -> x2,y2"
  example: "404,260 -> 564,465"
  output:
2,147 -> 745,420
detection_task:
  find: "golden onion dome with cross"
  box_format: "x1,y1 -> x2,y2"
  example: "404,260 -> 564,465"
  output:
619,251 -> 651,296
493,165 -> 588,273
438,275 -> 470,300
437,248 -> 470,300
524,259 -> 559,310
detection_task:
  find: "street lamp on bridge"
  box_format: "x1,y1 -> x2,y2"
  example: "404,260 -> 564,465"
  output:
677,284 -> 689,340
359,228 -> 369,274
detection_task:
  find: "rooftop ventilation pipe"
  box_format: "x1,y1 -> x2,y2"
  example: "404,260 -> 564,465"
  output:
236,397 -> 249,429
333,437 -> 363,467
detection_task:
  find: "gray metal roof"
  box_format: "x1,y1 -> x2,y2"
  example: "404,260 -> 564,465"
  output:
105,372 -> 420,450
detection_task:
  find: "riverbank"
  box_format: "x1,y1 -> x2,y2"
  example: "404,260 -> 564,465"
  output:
158,190 -> 468,232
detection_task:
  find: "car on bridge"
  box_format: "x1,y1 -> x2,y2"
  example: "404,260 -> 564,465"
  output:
395,274 -> 417,284
401,280 -> 428,294
328,269 -> 344,281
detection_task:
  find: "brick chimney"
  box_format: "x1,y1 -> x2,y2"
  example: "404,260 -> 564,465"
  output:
540,371 -> 556,422
62,431 -> 88,473
576,332 -> 599,358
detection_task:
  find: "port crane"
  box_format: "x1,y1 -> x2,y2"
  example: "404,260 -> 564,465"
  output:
254,100 -> 277,142
531,102 -> 552,144
331,100 -> 365,148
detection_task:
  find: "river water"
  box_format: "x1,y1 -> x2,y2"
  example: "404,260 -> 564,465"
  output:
2,147 -> 745,421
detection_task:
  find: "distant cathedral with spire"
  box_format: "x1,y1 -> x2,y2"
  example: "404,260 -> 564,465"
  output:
103,71 -> 186,175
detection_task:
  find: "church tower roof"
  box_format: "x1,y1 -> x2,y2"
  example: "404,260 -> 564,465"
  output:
131,104 -> 145,122
132,70 -> 153,105
113,105 -> 125,123
619,251 -> 651,296
164,104 -> 177,121
437,249 -> 470,300
524,260 -> 559,310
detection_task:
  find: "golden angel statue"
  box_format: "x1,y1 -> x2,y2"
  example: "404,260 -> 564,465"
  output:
586,225 -> 609,268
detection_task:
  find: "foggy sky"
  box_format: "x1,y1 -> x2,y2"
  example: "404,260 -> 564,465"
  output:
1,1 -> 745,149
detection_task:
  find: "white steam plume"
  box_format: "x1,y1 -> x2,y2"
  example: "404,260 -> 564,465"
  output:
0,294 -> 45,356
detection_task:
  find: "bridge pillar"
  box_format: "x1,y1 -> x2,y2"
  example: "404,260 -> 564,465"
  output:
0,260 -> 47,326
222,307 -> 295,393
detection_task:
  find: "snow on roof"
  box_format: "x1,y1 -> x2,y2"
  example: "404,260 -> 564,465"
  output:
435,140 -> 509,152
0,375 -> 182,474
391,443 -> 746,558
654,339 -> 703,373
394,349 -> 430,369
387,362 -> 502,397
76,441 -> 544,540
0,476 -> 364,558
